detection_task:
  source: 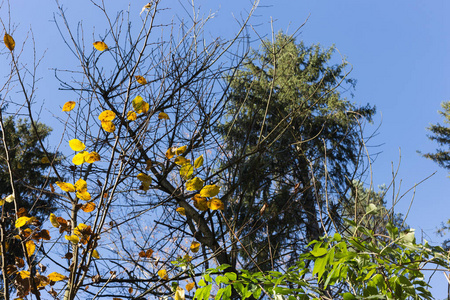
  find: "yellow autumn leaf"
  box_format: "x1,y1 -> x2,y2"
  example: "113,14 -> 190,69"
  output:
69,139 -> 85,151
174,156 -> 190,166
193,195 -> 208,211
75,179 -> 88,192
158,112 -> 169,120
186,177 -> 204,191
175,145 -> 187,155
0,199 -> 4,206
180,164 -> 193,180
4,33 -> 15,51
48,272 -> 68,282
15,216 -> 31,228
194,155 -> 204,169
132,95 -> 149,114
18,270 -> 30,279
166,147 -> 176,159
77,191 -> 91,201
74,223 -> 89,235
174,287 -> 185,300
41,156 -> 50,164
92,249 -> 100,259
190,241 -> 200,253
135,75 -> 147,85
50,213 -> 60,228
157,269 -> 169,280
62,101 -> 76,112
186,282 -> 195,292
85,151 -> 101,163
199,185 -> 220,198
65,234 -> 80,244
208,198 -> 224,211
26,240 -> 36,256
141,181 -> 151,191
101,121 -> 116,132
81,202 -> 96,213
99,110 -> 116,121
5,194 -> 15,203
176,207 -> 186,216
127,111 -> 137,121
72,152 -> 87,165
93,41 -> 108,51
137,173 -> 152,184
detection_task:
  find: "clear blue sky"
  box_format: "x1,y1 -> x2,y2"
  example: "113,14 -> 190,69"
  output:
4,0 -> 450,297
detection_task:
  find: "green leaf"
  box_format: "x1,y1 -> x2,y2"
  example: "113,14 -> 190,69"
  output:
342,293 -> 356,300
224,272 -> 237,281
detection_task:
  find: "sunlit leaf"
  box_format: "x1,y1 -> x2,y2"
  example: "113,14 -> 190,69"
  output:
166,147 -> 176,159
81,202 -> 96,213
72,152 -> 87,165
69,139 -> 86,152
98,110 -> 116,122
5,194 -> 15,203
158,112 -> 169,120
199,185 -> 220,198
26,240 -> 36,256
194,155 -> 204,169
18,270 -> 30,279
135,75 -> 147,85
175,145 -> 187,155
75,179 -> 88,192
101,121 -> 116,132
41,156 -> 50,164
186,177 -> 204,191
85,152 -> 101,163
175,156 -> 190,166
15,216 -> 31,228
50,213 -> 60,228
77,191 -> 91,201
132,95 -> 149,114
127,111 -> 137,121
193,195 -> 208,211
0,199 -> 4,206
48,272 -> 68,282
4,33 -> 15,51
180,164 -> 193,180
65,235 -> 80,244
93,41 -> 108,51
176,207 -> 186,216
190,241 -> 200,253
62,101 -> 76,112
174,287 -> 185,300
92,249 -> 100,259
157,269 -> 169,280
208,198 -> 224,211
186,282 -> 195,292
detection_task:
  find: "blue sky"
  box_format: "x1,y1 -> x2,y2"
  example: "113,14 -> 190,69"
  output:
3,0 -> 450,297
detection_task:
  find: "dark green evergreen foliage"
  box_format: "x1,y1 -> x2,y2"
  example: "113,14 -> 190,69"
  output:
0,117 -> 59,221
217,33 -> 375,270
423,101 -> 450,170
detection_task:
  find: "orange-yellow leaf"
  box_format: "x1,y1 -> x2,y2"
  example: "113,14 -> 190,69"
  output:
93,41 -> 108,51
176,207 -> 186,216
4,33 -> 15,51
127,111 -> 137,121
69,139 -> 86,151
166,147 -> 176,159
15,216 -> 31,228
193,195 -> 208,211
77,191 -> 91,201
158,112 -> 169,120
85,151 -> 101,163
194,155 -> 204,169
186,282 -> 195,292
208,198 -> 224,211
99,110 -> 116,122
135,75 -> 147,85
101,121 -> 116,132
175,145 -> 187,155
81,202 -> 96,212
199,185 -> 220,198
48,272 -> 68,282
62,101 -> 76,112
50,213 -> 60,228
186,177 -> 204,191
65,235 -> 80,244
18,270 -> 30,279
92,249 -> 100,259
190,241 -> 200,253
75,179 -> 88,192
26,240 -> 36,256
157,269 -> 169,280
174,156 -> 190,166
